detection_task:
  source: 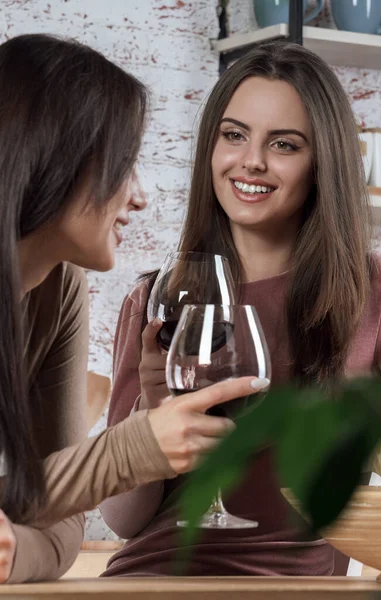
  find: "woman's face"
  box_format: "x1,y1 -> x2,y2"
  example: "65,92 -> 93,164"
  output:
211,76 -> 314,236
55,169 -> 147,271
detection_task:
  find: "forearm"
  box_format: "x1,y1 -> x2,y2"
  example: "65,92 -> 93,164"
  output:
26,411 -> 175,530
100,480 -> 164,539
8,514 -> 84,583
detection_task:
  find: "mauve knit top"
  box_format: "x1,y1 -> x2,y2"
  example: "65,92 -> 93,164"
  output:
101,255 -> 381,577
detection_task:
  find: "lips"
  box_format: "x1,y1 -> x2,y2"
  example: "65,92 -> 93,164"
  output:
230,179 -> 275,204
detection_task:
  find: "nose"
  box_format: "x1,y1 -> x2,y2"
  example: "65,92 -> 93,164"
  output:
242,140 -> 266,173
128,169 -> 147,212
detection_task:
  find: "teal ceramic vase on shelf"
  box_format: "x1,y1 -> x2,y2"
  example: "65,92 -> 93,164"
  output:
331,0 -> 381,35
253,0 -> 324,28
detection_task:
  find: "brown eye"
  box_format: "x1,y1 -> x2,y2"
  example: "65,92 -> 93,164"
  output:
222,131 -> 245,142
272,139 -> 298,152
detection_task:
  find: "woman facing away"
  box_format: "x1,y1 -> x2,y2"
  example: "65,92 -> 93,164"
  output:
101,40 -> 381,577
0,33 -> 260,583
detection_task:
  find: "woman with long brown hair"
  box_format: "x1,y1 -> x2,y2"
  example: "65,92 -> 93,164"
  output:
101,40 -> 380,576
0,33 -> 258,583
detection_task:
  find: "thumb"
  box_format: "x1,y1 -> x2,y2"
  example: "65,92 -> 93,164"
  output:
142,318 -> 163,355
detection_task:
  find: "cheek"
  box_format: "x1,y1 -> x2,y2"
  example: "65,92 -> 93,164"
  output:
279,157 -> 313,194
212,141 -> 237,178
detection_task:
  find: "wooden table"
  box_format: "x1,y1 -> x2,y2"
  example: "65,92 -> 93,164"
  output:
0,577 -> 380,599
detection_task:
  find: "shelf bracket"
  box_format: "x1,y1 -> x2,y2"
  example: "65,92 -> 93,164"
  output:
288,0 -> 304,45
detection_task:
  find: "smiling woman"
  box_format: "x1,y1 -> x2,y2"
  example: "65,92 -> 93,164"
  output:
101,40 -> 377,578
0,33 -> 256,584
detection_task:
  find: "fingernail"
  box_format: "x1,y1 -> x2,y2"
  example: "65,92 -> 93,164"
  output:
151,318 -> 162,327
250,377 -> 270,391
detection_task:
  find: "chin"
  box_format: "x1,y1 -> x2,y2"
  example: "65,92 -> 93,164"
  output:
73,254 -> 115,273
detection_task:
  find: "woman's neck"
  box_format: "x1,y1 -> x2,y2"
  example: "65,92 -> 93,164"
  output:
231,223 -> 297,283
18,229 -> 61,297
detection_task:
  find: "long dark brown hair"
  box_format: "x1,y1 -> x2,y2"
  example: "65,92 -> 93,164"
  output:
0,33 -> 147,521
177,40 -> 372,385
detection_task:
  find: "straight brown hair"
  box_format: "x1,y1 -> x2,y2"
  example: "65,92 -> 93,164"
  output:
0,34 -> 147,521
178,40 -> 372,385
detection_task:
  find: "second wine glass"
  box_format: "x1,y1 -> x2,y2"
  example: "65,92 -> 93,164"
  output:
147,252 -> 236,351
166,303 -> 271,529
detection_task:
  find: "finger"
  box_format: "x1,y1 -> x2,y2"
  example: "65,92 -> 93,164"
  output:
191,413 -> 235,437
185,434 -> 222,456
141,319 -> 163,355
180,377 -> 270,414
141,384 -> 169,404
0,552 -> 11,583
140,354 -> 167,372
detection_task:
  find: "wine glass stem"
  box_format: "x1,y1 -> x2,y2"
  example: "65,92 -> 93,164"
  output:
205,488 -> 227,518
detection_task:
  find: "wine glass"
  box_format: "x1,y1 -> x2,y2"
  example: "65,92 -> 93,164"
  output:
147,252 -> 236,351
166,304 -> 271,529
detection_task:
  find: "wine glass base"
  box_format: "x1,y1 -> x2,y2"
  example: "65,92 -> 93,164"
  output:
177,513 -> 258,529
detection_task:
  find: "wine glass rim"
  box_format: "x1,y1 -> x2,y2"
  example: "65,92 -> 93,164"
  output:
167,251 -> 230,262
181,303 -> 258,311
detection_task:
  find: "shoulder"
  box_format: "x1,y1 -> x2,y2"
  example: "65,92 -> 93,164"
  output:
25,264 -> 88,377
37,263 -> 87,307
129,277 -> 151,307
60,263 -> 88,309
113,275 -> 157,352
41,264 -> 88,345
120,276 -> 152,318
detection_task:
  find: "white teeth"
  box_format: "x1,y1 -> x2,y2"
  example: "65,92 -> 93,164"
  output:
114,222 -> 124,233
233,181 -> 274,194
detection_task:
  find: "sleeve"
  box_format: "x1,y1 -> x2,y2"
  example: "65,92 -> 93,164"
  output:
33,263 -> 89,456
24,410 -> 175,530
7,264 -> 89,582
8,515 -> 85,583
100,283 -> 166,539
108,283 -> 148,423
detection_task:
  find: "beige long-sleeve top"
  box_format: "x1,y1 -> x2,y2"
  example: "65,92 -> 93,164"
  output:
5,263 -> 174,583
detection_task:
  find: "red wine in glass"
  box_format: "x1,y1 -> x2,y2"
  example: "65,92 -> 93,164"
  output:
166,303 -> 271,529
147,252 -> 236,351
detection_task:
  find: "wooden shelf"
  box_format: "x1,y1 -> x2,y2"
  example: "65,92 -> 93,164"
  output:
212,25 -> 381,70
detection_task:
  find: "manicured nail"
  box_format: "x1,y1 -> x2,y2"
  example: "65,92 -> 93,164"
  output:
250,377 -> 270,391
151,318 -> 162,327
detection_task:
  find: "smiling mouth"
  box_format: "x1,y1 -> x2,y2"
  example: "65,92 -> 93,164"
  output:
233,180 -> 276,194
113,220 -> 128,244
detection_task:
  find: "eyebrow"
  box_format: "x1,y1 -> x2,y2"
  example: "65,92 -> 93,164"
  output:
220,118 -> 309,143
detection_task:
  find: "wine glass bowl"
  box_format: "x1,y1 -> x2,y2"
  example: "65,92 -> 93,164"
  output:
147,252 -> 236,351
167,304 -> 270,420
166,303 -> 271,529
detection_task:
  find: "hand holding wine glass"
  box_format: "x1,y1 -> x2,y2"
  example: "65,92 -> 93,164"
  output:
140,251 -> 237,410
147,376 -> 262,475
138,318 -> 168,410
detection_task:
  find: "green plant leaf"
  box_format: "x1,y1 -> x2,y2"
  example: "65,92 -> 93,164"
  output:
304,380 -> 381,530
276,387 -> 344,504
178,376 -> 381,556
